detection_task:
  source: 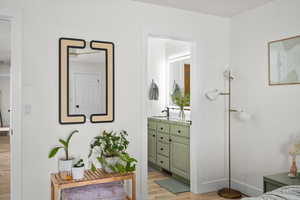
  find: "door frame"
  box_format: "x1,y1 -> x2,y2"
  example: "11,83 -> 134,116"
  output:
140,31 -> 198,200
0,11 -> 23,200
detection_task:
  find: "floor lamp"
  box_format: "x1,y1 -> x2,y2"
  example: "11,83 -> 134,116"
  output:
205,70 -> 250,199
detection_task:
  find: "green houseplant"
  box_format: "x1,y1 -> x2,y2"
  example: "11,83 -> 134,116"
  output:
48,130 -> 78,175
88,130 -> 137,174
171,89 -> 190,120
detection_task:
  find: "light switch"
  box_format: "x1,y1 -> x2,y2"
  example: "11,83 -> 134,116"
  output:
24,104 -> 31,115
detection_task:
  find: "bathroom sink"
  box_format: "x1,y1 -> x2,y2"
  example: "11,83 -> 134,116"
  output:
151,115 -> 168,118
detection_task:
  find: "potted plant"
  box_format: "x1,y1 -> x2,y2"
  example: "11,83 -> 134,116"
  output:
72,159 -> 85,180
171,88 -> 190,120
88,130 -> 137,174
48,130 -> 78,177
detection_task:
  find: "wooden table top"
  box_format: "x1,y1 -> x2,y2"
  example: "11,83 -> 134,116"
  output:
51,169 -> 135,188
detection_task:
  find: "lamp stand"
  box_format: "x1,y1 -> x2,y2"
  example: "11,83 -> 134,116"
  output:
218,70 -> 242,199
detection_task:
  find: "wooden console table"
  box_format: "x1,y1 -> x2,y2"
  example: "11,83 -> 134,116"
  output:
51,169 -> 136,200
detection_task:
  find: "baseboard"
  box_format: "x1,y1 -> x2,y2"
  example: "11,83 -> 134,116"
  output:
231,179 -> 263,197
195,179 -> 228,194
194,178 -> 263,197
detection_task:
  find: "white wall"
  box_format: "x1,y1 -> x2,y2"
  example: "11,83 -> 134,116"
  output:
147,37 -> 166,116
230,0 -> 300,196
2,0 -> 230,199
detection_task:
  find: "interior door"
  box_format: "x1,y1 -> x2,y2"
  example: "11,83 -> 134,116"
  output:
71,73 -> 103,118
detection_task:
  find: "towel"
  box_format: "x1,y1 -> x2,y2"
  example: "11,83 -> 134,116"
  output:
149,80 -> 159,100
171,81 -> 181,98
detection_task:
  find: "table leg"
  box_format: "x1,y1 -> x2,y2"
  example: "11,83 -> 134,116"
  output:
52,185 -> 58,200
132,174 -> 136,200
51,182 -> 54,200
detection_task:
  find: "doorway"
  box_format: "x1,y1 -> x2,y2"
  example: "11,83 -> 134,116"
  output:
0,19 -> 11,200
145,36 -> 193,199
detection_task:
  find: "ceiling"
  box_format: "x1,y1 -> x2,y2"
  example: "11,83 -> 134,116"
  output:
132,0 -> 274,17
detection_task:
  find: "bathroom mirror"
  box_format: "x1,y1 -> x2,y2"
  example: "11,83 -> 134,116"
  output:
59,38 -> 114,124
167,56 -> 191,107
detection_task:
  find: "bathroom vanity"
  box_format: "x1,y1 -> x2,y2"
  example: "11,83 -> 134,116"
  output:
148,117 -> 191,181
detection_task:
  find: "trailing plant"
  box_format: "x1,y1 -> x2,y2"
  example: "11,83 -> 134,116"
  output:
73,159 -> 84,168
88,130 -> 137,173
48,130 -> 79,160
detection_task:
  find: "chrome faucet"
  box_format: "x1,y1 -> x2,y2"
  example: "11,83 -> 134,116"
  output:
161,107 -> 170,119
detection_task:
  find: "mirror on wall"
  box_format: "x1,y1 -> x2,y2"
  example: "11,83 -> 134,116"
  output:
68,47 -> 106,118
59,38 -> 114,124
168,56 -> 191,107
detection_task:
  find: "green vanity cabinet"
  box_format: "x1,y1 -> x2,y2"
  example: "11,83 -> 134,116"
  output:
148,117 -> 191,181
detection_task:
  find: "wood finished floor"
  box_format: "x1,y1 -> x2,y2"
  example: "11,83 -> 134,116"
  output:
148,170 -> 243,200
0,136 -> 10,200
0,135 -> 243,200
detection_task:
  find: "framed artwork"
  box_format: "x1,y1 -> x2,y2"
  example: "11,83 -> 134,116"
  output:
268,35 -> 300,85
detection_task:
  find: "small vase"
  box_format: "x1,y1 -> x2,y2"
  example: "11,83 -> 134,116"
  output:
178,108 -> 185,120
58,158 -> 74,180
289,157 -> 297,178
103,156 -> 119,173
72,166 -> 85,180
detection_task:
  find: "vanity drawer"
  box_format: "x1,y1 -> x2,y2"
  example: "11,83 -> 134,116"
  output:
157,123 -> 169,133
170,125 -> 189,138
148,121 -> 157,130
157,141 -> 169,157
157,132 -> 170,143
157,154 -> 169,170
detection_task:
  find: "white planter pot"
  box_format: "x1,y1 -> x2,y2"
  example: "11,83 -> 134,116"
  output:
58,159 -> 74,173
72,166 -> 85,180
103,157 -> 119,173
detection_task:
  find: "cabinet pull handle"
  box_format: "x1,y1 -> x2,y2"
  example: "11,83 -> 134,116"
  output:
160,161 -> 163,164
152,134 -> 155,137
160,137 -> 163,139
160,127 -> 163,130
169,139 -> 172,142
178,130 -> 181,133
160,148 -> 163,151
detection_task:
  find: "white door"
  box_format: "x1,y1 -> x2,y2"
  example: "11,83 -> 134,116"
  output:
70,73 -> 104,118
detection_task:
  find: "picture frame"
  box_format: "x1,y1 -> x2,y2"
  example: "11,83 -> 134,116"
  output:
268,35 -> 300,85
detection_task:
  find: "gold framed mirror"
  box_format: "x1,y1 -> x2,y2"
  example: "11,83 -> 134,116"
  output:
59,38 -> 114,124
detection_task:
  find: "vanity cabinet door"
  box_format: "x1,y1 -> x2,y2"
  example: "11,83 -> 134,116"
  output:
170,136 -> 190,180
148,129 -> 157,163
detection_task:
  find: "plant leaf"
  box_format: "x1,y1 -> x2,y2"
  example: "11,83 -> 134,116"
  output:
59,139 -> 68,149
91,163 -> 97,171
48,147 -> 62,158
66,130 -> 79,145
